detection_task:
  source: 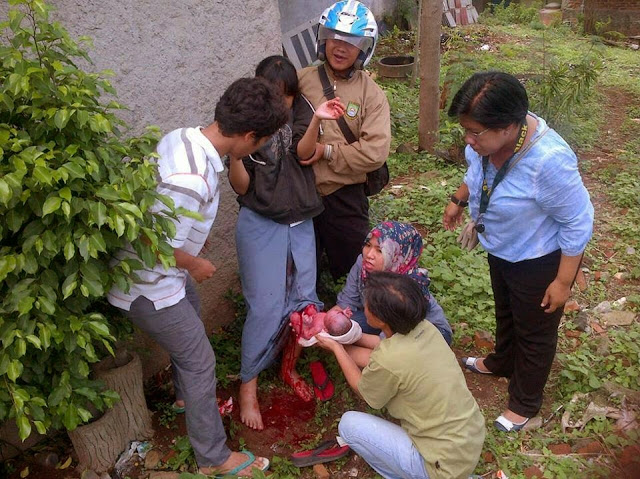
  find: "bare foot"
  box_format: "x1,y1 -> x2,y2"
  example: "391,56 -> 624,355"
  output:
281,369 -> 313,402
501,409 -> 529,424
239,378 -> 264,430
199,451 -> 269,477
174,399 -> 185,408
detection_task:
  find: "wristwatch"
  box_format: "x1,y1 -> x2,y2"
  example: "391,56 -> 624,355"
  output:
450,194 -> 469,207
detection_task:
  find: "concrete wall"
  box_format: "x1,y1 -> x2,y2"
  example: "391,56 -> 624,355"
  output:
0,0 -> 283,378
279,0 -> 398,35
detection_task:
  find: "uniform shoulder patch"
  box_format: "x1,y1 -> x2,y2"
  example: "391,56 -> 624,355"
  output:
346,101 -> 360,119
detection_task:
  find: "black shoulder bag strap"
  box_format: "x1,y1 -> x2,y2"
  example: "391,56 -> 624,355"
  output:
318,65 -> 357,144
317,64 -> 389,196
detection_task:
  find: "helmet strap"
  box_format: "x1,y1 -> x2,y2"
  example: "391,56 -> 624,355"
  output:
353,50 -> 368,70
317,43 -> 326,62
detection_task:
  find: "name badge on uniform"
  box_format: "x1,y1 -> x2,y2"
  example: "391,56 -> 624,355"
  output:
346,101 -> 360,119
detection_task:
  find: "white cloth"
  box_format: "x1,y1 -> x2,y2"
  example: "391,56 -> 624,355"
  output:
298,320 -> 363,347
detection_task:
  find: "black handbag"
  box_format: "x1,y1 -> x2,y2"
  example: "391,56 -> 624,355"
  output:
318,65 -> 389,196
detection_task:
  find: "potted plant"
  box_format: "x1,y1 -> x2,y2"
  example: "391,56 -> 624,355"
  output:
0,0 -> 175,466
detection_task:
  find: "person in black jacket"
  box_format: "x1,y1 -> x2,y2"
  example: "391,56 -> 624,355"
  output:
228,55 -> 345,430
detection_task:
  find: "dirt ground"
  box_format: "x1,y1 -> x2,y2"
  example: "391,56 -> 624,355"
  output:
4,358 -> 505,479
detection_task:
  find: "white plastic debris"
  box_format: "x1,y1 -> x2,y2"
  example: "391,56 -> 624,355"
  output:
114,441 -> 150,475
593,300 -> 612,314
612,297 -> 627,308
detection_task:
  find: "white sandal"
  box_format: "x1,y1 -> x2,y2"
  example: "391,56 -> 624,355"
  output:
494,414 -> 530,432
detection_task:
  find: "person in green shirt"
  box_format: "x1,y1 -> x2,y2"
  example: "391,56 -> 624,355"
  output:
315,272 -> 485,479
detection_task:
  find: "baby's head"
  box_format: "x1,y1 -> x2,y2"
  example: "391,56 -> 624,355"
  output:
255,55 -> 298,109
363,271 -> 426,335
324,309 -> 352,337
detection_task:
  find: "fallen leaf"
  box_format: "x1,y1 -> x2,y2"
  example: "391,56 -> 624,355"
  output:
20,466 -> 29,478
58,456 -> 72,469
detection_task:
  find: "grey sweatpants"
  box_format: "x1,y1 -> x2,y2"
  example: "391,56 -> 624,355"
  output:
122,278 -> 230,467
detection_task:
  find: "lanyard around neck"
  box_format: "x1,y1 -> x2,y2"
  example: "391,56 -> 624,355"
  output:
478,122 -> 528,215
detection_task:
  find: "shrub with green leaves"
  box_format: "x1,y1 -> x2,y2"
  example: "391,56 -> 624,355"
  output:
479,1 -> 542,27
0,0 -> 176,439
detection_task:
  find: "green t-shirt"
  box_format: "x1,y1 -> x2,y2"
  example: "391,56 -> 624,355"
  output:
358,321 -> 485,479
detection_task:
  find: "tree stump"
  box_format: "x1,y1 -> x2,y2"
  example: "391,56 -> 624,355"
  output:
68,350 -> 154,472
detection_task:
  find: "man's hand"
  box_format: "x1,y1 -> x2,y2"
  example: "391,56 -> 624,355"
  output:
299,143 -> 324,166
315,98 -> 346,121
188,257 -> 217,283
541,279 -> 571,313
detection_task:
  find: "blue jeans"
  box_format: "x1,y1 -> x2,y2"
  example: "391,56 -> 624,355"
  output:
338,411 -> 430,479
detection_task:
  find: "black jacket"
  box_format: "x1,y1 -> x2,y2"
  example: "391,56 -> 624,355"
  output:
237,94 -> 323,224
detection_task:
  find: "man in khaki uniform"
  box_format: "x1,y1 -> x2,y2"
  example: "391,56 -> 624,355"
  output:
298,0 -> 391,280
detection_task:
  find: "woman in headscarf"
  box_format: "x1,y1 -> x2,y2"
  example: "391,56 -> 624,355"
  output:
330,221 -> 452,345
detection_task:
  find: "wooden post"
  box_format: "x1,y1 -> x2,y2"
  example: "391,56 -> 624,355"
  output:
583,0 -> 596,35
417,0 -> 443,152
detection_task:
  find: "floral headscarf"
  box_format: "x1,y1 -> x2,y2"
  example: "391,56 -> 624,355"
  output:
361,221 -> 431,301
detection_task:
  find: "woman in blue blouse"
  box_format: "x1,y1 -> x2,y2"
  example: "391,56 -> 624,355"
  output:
443,72 -> 594,432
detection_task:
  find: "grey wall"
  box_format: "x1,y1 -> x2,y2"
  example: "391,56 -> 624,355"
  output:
0,0 -> 283,378
279,0 -> 398,35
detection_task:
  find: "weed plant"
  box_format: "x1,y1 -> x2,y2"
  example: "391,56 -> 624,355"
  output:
557,323 -> 640,397
479,1 -> 543,27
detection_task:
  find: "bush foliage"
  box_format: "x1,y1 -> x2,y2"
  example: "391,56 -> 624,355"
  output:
0,0 -> 175,438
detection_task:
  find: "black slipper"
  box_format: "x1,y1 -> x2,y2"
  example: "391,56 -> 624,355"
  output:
290,439 -> 350,467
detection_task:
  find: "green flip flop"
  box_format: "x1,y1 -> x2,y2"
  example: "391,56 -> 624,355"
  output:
202,450 -> 270,478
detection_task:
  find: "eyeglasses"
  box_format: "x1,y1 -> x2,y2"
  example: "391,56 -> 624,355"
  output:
464,127 -> 491,139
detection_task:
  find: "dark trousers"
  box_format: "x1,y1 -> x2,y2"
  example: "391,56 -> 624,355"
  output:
123,279 -> 230,467
484,249 -> 563,418
314,183 -> 369,280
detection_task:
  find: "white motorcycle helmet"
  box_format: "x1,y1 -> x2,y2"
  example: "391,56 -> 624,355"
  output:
316,0 -> 379,71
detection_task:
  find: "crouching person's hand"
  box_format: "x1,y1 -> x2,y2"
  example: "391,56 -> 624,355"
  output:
314,334 -> 342,354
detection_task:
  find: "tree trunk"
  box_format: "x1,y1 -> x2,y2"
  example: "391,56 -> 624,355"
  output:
583,0 -> 596,35
417,0 -> 443,152
68,350 -> 154,473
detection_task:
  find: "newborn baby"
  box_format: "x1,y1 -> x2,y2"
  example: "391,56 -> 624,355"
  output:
290,305 -> 353,340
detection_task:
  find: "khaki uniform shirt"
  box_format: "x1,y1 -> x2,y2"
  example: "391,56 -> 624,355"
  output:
298,64 -> 391,196
359,321 -> 486,479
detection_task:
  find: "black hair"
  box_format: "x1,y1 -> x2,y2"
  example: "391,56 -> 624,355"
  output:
448,71 -> 528,129
255,55 -> 299,98
363,272 -> 427,335
214,77 -> 289,139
